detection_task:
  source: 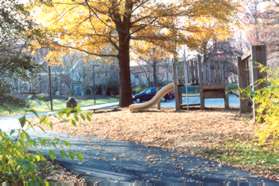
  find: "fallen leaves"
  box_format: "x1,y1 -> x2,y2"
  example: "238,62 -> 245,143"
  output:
46,109 -> 254,152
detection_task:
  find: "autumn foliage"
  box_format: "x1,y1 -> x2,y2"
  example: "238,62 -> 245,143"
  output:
29,0 -> 236,107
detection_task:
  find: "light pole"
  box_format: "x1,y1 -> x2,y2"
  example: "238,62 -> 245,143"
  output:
48,66 -> 53,111
183,49 -> 189,110
92,64 -> 98,105
152,47 -> 157,88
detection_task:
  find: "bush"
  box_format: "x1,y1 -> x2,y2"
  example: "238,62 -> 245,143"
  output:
0,130 -> 45,183
252,68 -> 279,148
0,95 -> 27,107
0,107 -> 91,183
0,80 -> 11,96
226,83 -> 238,91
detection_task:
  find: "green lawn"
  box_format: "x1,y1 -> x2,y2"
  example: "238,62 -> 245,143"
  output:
201,140 -> 279,177
0,97 -> 118,116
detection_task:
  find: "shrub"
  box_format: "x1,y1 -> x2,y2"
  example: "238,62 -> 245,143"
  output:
0,95 -> 27,107
252,68 -> 279,148
227,82 -> 238,91
0,80 -> 11,96
0,107 -> 91,183
0,129 -> 45,183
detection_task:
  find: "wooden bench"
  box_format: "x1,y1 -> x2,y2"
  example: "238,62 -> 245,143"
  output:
200,85 -> 229,110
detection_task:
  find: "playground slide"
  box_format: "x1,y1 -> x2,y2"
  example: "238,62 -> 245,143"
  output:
129,83 -> 175,112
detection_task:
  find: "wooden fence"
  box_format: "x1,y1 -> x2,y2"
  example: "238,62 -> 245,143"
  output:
173,45 -> 267,113
177,56 -> 236,87
175,56 -> 236,110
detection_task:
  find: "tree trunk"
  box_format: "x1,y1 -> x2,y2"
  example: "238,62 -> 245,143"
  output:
118,34 -> 132,107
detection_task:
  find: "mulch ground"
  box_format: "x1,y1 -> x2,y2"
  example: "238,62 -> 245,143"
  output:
49,108 -> 254,154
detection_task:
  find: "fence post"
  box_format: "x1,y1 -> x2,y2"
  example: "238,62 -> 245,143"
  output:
238,56 -> 252,113
252,45 -> 267,88
198,55 -> 205,109
173,59 -> 181,111
183,54 -> 189,110
251,45 -> 267,121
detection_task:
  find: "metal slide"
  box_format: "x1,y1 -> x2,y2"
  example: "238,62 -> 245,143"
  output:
129,83 -> 175,112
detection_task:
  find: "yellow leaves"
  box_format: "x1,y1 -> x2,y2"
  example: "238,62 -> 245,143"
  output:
28,0 -> 236,63
214,26 -> 231,41
190,0 -> 236,20
29,0 -> 115,59
43,44 -> 73,66
32,0 -> 103,35
181,0 -> 236,51
29,40 -> 42,54
253,69 -> 279,147
45,50 -> 63,66
185,16 -> 232,51
132,40 -> 172,62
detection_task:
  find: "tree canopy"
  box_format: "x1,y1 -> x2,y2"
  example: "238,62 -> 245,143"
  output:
30,0 -> 236,106
0,0 -> 40,95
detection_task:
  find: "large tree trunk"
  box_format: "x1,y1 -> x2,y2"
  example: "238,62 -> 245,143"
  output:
118,34 -> 132,107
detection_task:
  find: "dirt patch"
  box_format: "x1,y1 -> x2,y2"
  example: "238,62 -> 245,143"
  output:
47,109 -> 255,155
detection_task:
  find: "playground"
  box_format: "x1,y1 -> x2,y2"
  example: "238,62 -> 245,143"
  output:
31,44 -> 279,181
2,0 -> 279,184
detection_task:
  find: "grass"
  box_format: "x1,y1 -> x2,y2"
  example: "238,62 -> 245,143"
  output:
202,140 -> 279,177
0,97 -> 118,116
221,143 -> 279,167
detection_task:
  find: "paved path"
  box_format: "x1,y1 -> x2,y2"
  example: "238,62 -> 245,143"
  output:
34,133 -> 278,186
1,120 -> 278,185
0,102 -> 119,121
82,102 -> 119,111
0,94 -> 238,121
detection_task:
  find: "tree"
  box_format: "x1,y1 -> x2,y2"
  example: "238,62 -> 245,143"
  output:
183,9 -> 236,62
133,43 -> 171,87
30,0 -> 236,107
241,0 -> 279,66
0,0 -> 40,95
